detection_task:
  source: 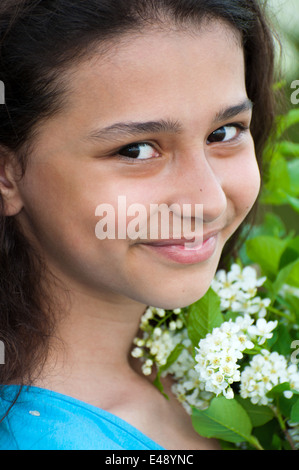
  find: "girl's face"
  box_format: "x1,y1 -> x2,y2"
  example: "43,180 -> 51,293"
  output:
15,21 -> 260,309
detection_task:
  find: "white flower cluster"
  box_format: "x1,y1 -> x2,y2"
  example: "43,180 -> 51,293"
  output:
163,333 -> 214,414
194,315 -> 278,400
211,263 -> 271,317
240,350 -> 299,405
131,306 -> 183,376
132,264 -> 299,418
165,315 -> 279,413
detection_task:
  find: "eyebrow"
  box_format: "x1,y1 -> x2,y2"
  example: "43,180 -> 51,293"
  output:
87,99 -> 253,142
87,118 -> 183,142
214,99 -> 253,124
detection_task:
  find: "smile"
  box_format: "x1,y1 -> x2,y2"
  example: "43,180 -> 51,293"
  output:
138,233 -> 218,265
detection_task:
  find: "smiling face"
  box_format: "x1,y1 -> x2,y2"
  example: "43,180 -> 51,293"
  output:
14,21 -> 260,309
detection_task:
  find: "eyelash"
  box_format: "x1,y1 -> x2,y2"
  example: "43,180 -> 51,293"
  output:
114,122 -> 249,162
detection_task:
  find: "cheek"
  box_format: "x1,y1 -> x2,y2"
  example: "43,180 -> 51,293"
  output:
238,158 -> 261,214
222,148 -> 261,219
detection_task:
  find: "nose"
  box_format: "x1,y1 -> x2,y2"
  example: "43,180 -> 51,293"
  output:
168,147 -> 227,224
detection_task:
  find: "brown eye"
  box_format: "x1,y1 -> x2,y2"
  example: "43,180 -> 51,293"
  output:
118,142 -> 159,160
207,125 -> 238,144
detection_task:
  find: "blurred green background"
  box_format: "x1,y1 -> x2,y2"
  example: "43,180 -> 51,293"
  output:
259,0 -> 299,233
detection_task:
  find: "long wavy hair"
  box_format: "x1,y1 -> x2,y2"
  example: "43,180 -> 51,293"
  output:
0,0 -> 278,406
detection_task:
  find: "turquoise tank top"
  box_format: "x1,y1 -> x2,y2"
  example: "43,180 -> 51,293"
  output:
0,385 -> 165,450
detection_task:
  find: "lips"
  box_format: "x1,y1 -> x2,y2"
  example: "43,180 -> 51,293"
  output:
137,232 -> 220,265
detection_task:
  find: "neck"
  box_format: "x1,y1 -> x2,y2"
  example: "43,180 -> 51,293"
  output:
34,279 -> 148,406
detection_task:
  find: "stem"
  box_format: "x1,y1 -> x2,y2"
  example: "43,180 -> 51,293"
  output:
156,311 -> 177,328
267,305 -> 292,321
271,405 -> 297,450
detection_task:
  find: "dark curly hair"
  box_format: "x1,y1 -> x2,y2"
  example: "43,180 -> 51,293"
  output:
0,0 -> 278,410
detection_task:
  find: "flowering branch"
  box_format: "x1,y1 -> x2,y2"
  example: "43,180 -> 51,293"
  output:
132,261 -> 299,450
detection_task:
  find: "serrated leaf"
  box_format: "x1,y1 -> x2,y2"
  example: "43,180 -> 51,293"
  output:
191,397 -> 253,444
186,288 -> 223,346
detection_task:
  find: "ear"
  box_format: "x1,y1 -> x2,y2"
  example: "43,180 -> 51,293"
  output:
0,150 -> 24,216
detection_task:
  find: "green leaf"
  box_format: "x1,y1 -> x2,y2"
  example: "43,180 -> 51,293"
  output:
286,260 -> 299,288
276,109 -> 299,137
256,213 -> 286,238
253,419 -> 280,450
246,236 -> 288,278
271,433 -> 283,450
261,155 -> 291,206
270,259 -> 299,299
279,237 -> 299,269
271,323 -> 293,356
282,193 -> 299,213
266,382 -> 291,399
278,394 -> 299,420
235,396 -> 274,427
160,343 -> 185,372
265,155 -> 290,194
290,398 -> 299,423
186,288 -> 223,346
276,141 -> 299,159
282,292 -> 299,322
191,396 -> 254,445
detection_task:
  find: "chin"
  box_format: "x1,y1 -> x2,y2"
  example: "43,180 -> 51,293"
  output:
141,277 -> 213,310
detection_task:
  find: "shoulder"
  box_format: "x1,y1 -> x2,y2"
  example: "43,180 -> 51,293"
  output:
0,386 -> 164,450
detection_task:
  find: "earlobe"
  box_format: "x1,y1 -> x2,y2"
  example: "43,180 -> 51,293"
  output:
0,155 -> 24,216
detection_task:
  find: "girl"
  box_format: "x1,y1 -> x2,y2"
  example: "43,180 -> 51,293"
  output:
0,0 -> 276,450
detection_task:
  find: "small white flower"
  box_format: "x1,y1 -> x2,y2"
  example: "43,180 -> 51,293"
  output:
247,297 -> 271,318
141,364 -> 152,375
173,308 -> 181,314
248,318 -> 278,345
131,347 -> 144,358
223,387 -> 234,399
154,307 -> 166,317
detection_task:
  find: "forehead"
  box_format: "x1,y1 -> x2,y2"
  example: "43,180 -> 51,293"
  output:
70,20 -> 244,108
35,20 -> 247,146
